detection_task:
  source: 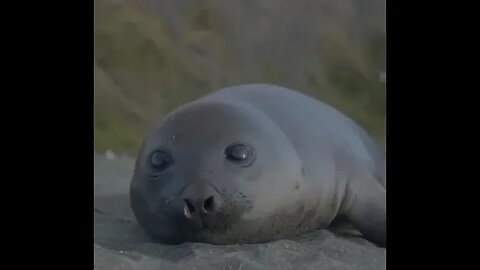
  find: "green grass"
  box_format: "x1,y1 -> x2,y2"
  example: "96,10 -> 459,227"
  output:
94,0 -> 386,155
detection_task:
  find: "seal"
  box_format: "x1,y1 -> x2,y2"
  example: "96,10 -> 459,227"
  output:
130,84 -> 386,247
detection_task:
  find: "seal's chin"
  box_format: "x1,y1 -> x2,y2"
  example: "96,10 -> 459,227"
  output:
200,213 -> 232,232
179,208 -> 231,233
133,193 -> 242,244
145,214 -> 230,245
142,214 -> 201,245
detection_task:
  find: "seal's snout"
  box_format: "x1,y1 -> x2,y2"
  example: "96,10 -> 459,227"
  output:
183,196 -> 217,218
181,184 -> 222,219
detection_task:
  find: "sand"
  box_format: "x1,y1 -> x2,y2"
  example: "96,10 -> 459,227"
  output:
94,154 -> 386,270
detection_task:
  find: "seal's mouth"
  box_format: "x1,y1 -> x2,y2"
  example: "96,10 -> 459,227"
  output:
181,204 -> 232,233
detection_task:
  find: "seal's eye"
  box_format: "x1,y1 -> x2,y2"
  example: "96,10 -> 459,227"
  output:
225,143 -> 255,166
149,150 -> 173,171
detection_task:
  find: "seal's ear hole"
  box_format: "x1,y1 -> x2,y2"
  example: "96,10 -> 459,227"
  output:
224,142 -> 255,167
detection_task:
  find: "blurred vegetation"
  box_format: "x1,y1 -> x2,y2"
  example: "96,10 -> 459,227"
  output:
95,0 -> 386,155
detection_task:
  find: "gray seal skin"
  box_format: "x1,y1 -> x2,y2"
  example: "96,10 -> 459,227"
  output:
130,84 -> 386,247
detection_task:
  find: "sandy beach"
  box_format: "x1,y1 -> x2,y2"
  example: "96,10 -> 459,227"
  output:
94,154 -> 386,270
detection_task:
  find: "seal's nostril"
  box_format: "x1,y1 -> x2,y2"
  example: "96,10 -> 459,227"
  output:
203,196 -> 215,212
183,199 -> 196,217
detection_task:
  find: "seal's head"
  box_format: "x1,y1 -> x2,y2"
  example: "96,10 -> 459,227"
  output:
130,100 -> 303,244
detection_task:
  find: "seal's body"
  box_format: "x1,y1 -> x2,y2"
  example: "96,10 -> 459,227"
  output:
130,84 -> 386,247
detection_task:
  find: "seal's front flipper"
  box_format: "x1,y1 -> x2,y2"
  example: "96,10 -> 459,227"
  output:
328,216 -> 363,238
345,173 -> 386,247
